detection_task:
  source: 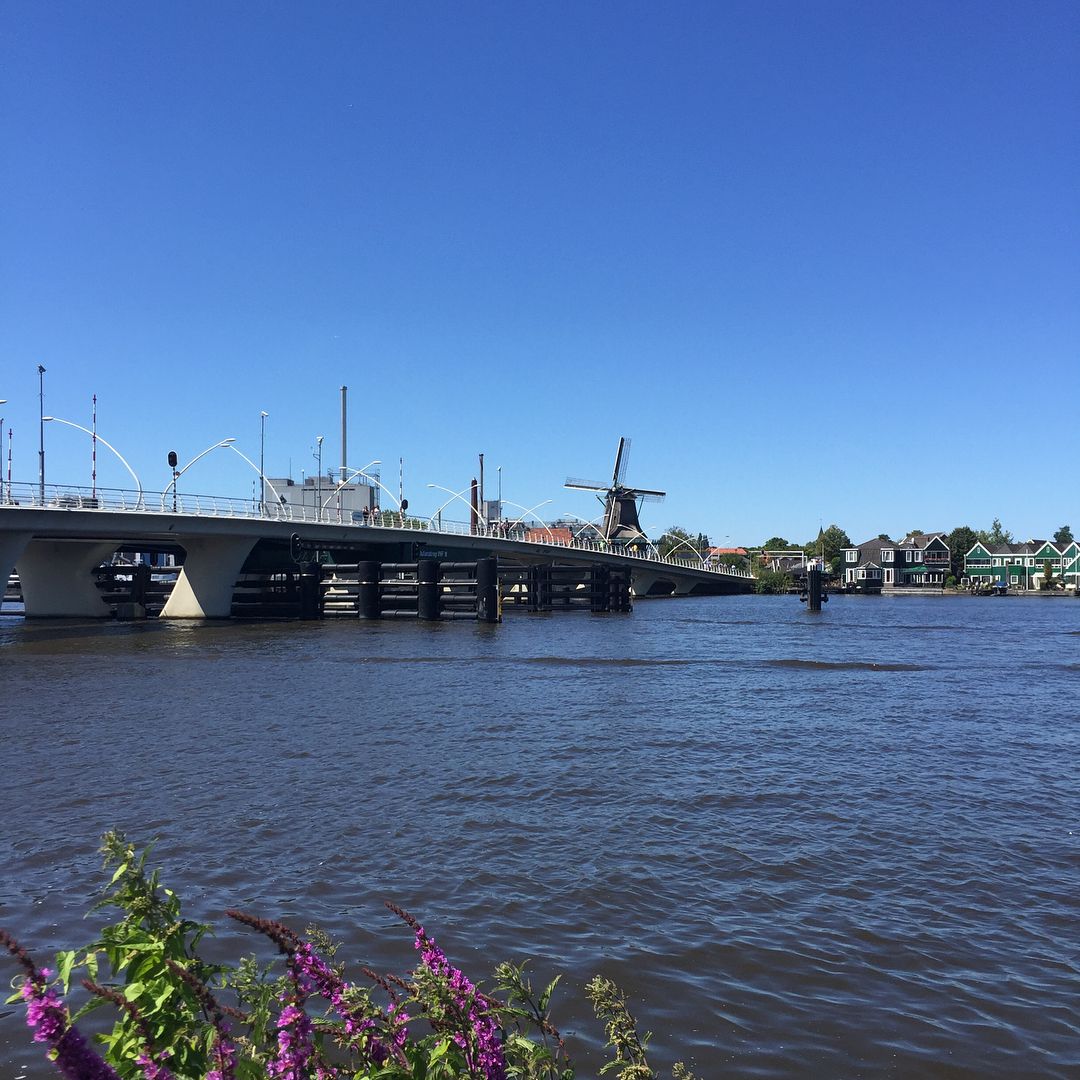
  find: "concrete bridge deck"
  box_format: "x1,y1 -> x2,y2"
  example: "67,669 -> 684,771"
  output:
0,482 -> 753,618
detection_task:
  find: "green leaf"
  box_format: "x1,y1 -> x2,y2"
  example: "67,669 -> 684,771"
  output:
55,950 -> 76,992
539,974 -> 562,1012
110,862 -> 129,885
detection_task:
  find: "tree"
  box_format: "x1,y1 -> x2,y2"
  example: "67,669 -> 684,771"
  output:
657,525 -> 705,559
715,552 -> 750,571
947,525 -> 979,581
761,536 -> 791,550
1042,560 -> 1054,590
754,568 -> 791,594
1053,524 -> 1073,545
803,524 -> 852,574
979,518 -> 1014,546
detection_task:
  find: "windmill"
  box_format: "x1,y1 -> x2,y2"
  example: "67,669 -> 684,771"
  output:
565,437 -> 666,542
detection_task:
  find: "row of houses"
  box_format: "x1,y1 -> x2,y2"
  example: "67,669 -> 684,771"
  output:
842,533 -> 1080,591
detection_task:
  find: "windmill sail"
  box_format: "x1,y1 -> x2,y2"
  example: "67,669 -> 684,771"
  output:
565,437 -> 666,542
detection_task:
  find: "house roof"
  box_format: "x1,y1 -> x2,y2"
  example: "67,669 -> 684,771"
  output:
965,539 -> 1055,557
525,526 -> 574,544
844,536 -> 896,569
898,532 -> 949,550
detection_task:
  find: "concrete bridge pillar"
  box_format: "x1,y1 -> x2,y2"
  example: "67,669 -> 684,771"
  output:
0,532 -> 32,602
160,536 -> 257,619
17,539 -> 119,617
631,571 -> 674,598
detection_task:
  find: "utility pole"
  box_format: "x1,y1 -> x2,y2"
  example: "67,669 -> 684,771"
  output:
37,365 -> 46,503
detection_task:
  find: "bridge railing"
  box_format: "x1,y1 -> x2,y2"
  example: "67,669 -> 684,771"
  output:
1,481 -> 752,579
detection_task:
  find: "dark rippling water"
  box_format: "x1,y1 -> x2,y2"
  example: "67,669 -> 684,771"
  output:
1,595 -> 1078,1078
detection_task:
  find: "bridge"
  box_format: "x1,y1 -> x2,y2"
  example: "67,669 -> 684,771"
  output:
0,481 -> 753,618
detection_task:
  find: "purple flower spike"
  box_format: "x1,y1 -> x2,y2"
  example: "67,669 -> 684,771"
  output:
1,931 -> 122,1080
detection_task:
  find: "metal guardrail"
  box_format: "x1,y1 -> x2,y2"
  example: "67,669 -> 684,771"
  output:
0,481 -> 752,580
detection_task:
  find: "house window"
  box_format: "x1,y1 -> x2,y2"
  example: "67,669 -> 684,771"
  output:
846,550 -> 858,562
882,550 -> 893,562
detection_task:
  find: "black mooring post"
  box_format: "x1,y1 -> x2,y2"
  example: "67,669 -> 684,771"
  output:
358,560 -> 382,619
417,558 -> 441,621
476,557 -> 499,622
808,566 -> 823,612
299,562 -> 321,619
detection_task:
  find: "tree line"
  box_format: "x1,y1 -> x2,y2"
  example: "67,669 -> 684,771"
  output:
655,520 -> 1075,590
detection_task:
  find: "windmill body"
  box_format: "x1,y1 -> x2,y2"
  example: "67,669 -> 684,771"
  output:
565,437 -> 666,543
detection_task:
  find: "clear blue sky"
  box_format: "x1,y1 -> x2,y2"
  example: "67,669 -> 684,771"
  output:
2,1 -> 1076,545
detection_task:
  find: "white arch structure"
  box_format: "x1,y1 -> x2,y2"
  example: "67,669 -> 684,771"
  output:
426,483 -> 486,530
501,498 -> 554,540
43,416 -> 144,509
320,460 -> 383,514
161,439 -> 236,511
226,443 -> 287,517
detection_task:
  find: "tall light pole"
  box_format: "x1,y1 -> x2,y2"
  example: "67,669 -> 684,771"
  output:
43,415 -> 144,508
0,400 -> 6,503
37,365 -> 46,503
315,436 -> 324,521
259,410 -> 269,516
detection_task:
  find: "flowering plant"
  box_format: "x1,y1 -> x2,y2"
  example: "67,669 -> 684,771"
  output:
4,834 -> 694,1080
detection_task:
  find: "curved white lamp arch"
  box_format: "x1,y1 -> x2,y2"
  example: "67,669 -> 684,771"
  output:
426,483 -> 487,531
226,443 -> 288,518
320,460 -> 386,512
616,528 -> 663,562
560,511 -> 607,542
501,499 -> 554,541
161,438 -> 236,511
43,416 -> 144,509
661,533 -> 709,565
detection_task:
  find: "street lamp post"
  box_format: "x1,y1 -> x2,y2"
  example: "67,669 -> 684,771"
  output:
0,400 -> 6,503
37,366 -> 45,503
315,436 -> 324,521
42,415 -> 144,508
259,411 -> 269,516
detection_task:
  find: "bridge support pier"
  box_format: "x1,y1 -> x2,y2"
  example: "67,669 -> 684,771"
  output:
18,539 -> 118,617
631,571 -> 674,598
160,536 -> 257,618
0,531 -> 32,602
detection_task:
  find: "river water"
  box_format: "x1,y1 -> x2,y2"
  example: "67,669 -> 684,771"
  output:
0,595 -> 1077,1078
